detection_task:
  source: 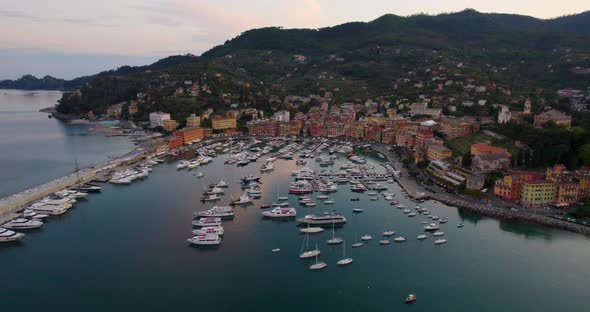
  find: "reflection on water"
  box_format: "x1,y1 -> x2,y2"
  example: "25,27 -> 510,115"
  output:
457,208 -> 485,224
498,220 -> 555,240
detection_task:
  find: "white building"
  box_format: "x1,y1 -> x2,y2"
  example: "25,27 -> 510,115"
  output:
497,105 -> 512,124
273,110 -> 290,122
149,112 -> 171,128
409,102 -> 441,117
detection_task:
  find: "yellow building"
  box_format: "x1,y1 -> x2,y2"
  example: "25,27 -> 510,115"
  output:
162,119 -> 179,132
186,113 -> 201,128
427,144 -> 452,161
212,116 -> 237,130
521,180 -> 555,208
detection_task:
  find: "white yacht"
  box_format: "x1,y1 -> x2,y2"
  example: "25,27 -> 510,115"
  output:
316,195 -> 329,199
215,180 -> 228,188
260,162 -> 274,172
22,209 -> 49,220
424,223 -> 440,231
394,236 -> 407,242
434,239 -> 447,245
232,194 -> 252,205
361,235 -> 372,241
262,207 -> 297,218
433,231 -> 445,237
192,217 -> 222,227
297,212 -> 346,225
3,218 -> 43,230
201,194 -> 221,202
408,212 -> 417,217
29,202 -> 69,215
0,228 -> 25,242
177,160 -> 190,169
192,226 -> 224,236
417,234 -> 428,240
187,234 -> 222,246
195,206 -> 234,218
323,200 -> 335,205
379,240 -> 391,245
382,230 -> 396,236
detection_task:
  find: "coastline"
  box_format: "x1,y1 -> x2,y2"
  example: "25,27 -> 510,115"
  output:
372,143 -> 590,237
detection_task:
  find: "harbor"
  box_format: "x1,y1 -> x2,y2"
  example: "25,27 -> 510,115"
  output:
2,135 -> 590,311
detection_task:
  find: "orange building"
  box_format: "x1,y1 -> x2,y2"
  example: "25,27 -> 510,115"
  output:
174,127 -> 204,145
212,116 -> 237,130
167,136 -> 183,150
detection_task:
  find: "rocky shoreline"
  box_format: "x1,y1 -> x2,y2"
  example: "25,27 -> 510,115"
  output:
431,192 -> 590,236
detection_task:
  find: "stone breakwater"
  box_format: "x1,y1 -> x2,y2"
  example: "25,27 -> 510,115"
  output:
431,193 -> 590,237
370,144 -> 590,237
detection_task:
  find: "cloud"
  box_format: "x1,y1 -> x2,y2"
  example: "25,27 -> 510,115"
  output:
0,9 -> 118,27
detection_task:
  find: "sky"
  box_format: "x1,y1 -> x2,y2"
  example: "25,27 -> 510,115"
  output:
1,0 -> 588,80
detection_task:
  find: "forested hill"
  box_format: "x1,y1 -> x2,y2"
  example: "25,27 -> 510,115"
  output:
44,9 -> 590,120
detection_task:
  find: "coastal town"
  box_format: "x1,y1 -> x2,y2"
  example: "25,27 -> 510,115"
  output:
60,72 -> 588,231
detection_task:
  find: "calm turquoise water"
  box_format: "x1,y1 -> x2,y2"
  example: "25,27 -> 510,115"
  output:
0,89 -> 135,197
1,91 -> 590,311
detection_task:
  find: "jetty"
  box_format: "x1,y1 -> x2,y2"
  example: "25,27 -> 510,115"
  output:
0,147 -> 147,222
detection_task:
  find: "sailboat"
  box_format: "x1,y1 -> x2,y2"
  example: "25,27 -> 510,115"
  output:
299,223 -> 321,259
326,217 -> 343,244
309,244 -> 327,270
351,218 -> 364,248
337,240 -> 353,265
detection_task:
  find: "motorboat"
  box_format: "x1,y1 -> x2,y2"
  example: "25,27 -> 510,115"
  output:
72,183 -> 101,193
289,181 -> 313,194
3,218 -> 43,230
22,209 -> 49,220
439,218 -> 448,224
403,209 -> 411,214
187,234 -> 222,246
241,175 -> 261,183
262,207 -> 297,218
232,194 -> 252,205
361,235 -> 372,241
297,212 -> 346,225
215,180 -> 229,188
417,234 -> 428,240
394,236 -> 407,242
382,230 -> 395,236
405,294 -> 417,304
317,195 -> 329,199
457,223 -> 464,228
408,212 -> 417,217
324,200 -> 335,205
260,162 -> 274,172
434,239 -> 447,245
192,226 -> 224,236
424,223 -> 440,231
195,206 -> 234,218
352,208 -> 363,213
196,172 -> 204,177
0,228 -> 25,242
272,202 -> 290,207
379,240 -> 391,245
433,231 -> 445,237
176,160 -> 190,169
192,217 -> 222,227
29,202 -> 70,215
278,196 -> 289,201
351,184 -> 367,192
350,197 -> 360,201
201,194 -> 221,202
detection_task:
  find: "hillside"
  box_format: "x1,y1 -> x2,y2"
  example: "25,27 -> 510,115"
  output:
49,9 -> 590,122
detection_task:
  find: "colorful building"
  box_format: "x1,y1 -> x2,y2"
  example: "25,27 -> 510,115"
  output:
427,144 -> 452,161
174,127 -> 204,145
248,120 -> 279,136
167,136 -> 183,150
162,119 -> 179,132
493,172 -> 543,202
186,113 -> 201,128
212,116 -> 237,130
521,180 -> 555,208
